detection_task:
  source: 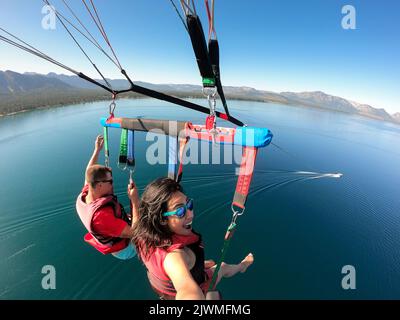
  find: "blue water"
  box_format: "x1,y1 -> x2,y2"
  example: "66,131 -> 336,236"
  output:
0,98 -> 399,299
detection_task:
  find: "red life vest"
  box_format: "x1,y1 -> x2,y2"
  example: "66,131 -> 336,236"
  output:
76,185 -> 131,254
140,231 -> 211,298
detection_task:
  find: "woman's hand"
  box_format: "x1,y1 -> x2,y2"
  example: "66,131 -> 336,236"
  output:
94,135 -> 104,152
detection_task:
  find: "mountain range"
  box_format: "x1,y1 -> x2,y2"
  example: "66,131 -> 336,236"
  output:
0,70 -> 398,124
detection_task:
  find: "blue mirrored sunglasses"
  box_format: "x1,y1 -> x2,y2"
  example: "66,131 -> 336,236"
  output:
163,198 -> 194,219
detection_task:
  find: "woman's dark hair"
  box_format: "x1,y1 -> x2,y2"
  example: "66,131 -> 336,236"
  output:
132,177 -> 184,260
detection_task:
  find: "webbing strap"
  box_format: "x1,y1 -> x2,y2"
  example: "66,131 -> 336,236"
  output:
168,135 -> 190,183
208,146 -> 258,293
186,14 -> 215,82
103,126 -> 110,168
202,77 -> 216,87
232,147 -> 258,209
127,129 -> 135,213
118,128 -> 128,167
209,39 -> 229,117
208,220 -> 237,291
122,83 -> 243,126
127,130 -> 135,168
168,135 -> 178,180
176,136 -> 190,183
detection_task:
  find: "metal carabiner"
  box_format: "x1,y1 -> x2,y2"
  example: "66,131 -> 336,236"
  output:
109,100 -> 116,117
205,91 -> 220,145
117,162 -> 128,171
202,86 -> 217,100
231,204 -> 245,218
129,168 -> 135,184
104,154 -> 110,168
108,93 -> 117,117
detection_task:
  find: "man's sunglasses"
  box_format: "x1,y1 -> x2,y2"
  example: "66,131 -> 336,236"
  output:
95,179 -> 113,185
162,198 -> 194,219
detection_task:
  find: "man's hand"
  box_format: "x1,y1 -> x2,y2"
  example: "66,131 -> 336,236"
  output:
94,135 -> 104,153
84,135 -> 105,185
127,180 -> 139,212
128,179 -> 140,224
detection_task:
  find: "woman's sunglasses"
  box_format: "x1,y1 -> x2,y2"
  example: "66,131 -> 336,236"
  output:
163,198 -> 194,219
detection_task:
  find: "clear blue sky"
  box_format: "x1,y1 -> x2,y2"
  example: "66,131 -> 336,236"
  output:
0,0 -> 399,113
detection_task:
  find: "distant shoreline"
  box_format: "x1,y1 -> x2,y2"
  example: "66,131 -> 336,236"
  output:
1,90 -> 399,127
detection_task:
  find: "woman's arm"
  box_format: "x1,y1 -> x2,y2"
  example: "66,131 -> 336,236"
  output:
164,250 -> 205,300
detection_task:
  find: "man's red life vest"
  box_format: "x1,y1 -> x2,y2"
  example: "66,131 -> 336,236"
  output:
76,185 -> 131,254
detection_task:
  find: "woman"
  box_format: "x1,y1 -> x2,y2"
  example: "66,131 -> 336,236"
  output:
131,177 -> 253,300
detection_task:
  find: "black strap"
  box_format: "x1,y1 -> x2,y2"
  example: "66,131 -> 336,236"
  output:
121,83 -> 244,127
80,70 -> 243,126
186,15 -> 215,82
208,39 -> 229,117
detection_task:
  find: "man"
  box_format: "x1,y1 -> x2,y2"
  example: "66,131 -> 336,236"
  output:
76,135 -> 139,260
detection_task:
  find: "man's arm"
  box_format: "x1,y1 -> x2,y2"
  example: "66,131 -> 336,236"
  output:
84,135 -> 104,185
119,180 -> 140,238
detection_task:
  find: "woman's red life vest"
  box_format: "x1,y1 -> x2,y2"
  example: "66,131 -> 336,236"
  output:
140,231 -> 211,298
76,185 -> 131,254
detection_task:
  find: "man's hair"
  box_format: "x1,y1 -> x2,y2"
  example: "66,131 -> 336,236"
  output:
86,165 -> 112,188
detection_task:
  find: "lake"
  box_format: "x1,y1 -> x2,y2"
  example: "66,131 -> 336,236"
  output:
1,98 -> 399,299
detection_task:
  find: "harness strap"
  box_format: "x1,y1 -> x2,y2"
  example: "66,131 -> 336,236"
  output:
208,146 -> 259,292
103,126 -> 110,168
177,136 -> 190,183
127,130 -> 135,168
168,135 -> 178,181
232,146 -> 258,209
186,14 -> 215,86
118,128 -> 128,168
127,130 -> 135,178
208,219 -> 237,291
168,134 -> 190,183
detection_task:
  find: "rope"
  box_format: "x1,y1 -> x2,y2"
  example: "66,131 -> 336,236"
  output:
205,0 -> 216,40
169,0 -> 189,32
179,0 -> 196,16
81,0 -> 123,70
0,31 -> 79,75
60,0 -> 121,69
43,0 -> 113,90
